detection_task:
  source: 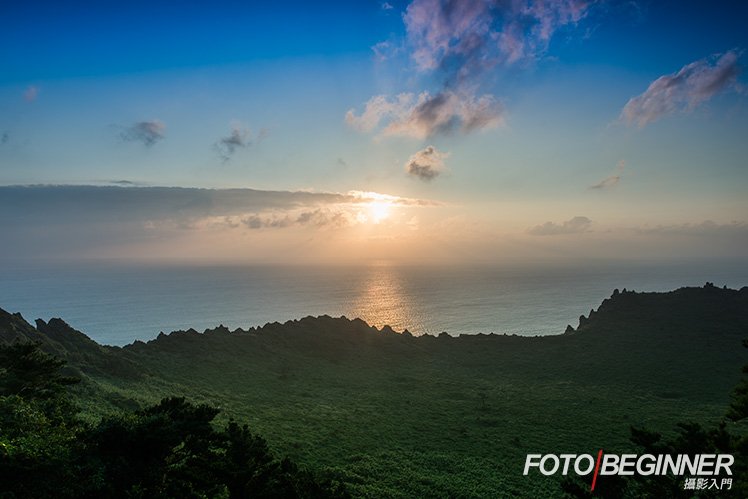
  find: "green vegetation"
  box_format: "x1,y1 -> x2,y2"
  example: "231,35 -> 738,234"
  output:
562,336 -> 748,498
1,285 -> 747,497
0,342 -> 347,498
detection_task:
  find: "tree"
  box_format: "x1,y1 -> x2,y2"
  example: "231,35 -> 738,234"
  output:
83,397 -> 224,498
0,341 -> 79,401
726,339 -> 748,422
0,343 -> 82,498
219,421 -> 349,498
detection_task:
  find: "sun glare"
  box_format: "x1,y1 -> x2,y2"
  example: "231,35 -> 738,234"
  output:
349,190 -> 404,225
368,201 -> 391,224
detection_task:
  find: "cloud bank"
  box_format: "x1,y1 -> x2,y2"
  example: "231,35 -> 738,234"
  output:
1,187 -> 744,264
529,216 -> 592,235
620,50 -> 741,127
635,220 -> 748,238
242,209 -> 355,230
0,185 -> 433,223
0,185 -> 442,260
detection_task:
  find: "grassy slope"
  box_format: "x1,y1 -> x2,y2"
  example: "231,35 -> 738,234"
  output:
2,285 -> 747,497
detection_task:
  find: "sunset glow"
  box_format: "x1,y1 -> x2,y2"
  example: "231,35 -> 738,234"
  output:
0,1 -> 745,266
1,3 -> 748,497
367,201 -> 392,224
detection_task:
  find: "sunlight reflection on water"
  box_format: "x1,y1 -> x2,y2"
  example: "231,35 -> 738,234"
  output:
349,264 -> 418,333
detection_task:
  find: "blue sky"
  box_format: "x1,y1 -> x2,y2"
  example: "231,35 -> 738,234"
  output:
1,0 -> 746,264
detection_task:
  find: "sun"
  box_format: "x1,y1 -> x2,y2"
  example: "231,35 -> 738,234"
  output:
350,191 -> 399,224
368,201 -> 391,224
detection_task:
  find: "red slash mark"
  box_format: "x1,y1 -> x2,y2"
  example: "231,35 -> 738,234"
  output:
590,449 -> 603,492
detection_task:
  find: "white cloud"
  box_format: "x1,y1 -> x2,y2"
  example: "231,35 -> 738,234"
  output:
345,94 -> 411,132
346,90 -> 504,139
349,0 -> 592,140
404,0 -> 593,76
620,50 -> 741,127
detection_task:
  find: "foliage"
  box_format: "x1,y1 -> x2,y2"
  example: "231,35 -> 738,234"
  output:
0,342 -> 82,498
561,338 -> 748,498
726,339 -> 748,422
0,395 -> 82,498
0,342 -> 79,401
0,343 -> 345,499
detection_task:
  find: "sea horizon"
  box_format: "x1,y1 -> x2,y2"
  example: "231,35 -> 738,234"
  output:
3,259 -> 746,347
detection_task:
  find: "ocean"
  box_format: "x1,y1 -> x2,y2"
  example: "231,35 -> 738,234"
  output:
1,261 -> 746,346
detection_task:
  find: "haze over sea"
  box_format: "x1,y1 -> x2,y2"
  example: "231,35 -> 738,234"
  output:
1,261 -> 745,346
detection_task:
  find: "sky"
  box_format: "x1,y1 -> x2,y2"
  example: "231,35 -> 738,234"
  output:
1,0 -> 747,265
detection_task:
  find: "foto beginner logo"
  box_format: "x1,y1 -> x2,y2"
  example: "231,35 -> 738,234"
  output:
524,451 -> 735,492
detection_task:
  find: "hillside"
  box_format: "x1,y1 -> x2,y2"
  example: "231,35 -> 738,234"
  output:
1,284 -> 747,497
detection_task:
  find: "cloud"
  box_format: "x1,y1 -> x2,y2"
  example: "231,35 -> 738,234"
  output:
0,185 -> 444,261
349,0 -> 592,140
0,185 -> 438,227
529,216 -> 592,236
404,0 -> 593,80
385,91 -> 504,137
107,180 -> 144,187
500,0 -> 592,65
214,122 -> 252,162
348,190 -> 442,207
381,2 -> 394,10
590,159 -> 625,190
404,0 -> 490,73
635,220 -> 748,238
242,208 -> 355,230
242,213 -> 291,229
23,85 -> 39,102
589,175 -> 619,190
120,120 -> 166,146
371,40 -> 399,62
620,50 -> 742,127
346,94 -> 409,132
346,90 -> 504,139
405,145 -> 448,181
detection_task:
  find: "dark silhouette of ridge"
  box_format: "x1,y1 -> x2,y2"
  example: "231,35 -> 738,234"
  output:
1,284 -> 747,403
